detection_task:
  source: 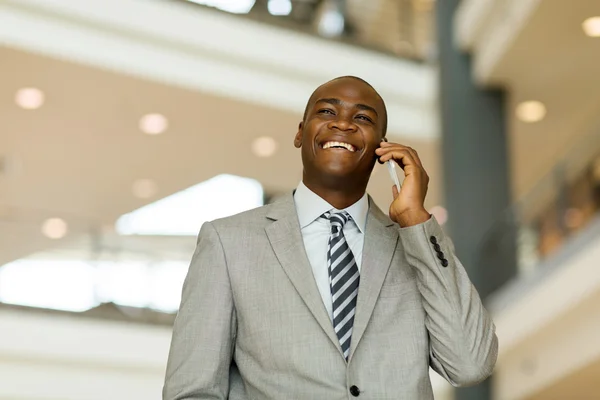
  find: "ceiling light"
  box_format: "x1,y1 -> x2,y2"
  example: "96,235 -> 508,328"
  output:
15,88 -> 44,110
319,11 -> 345,37
516,101 -> 546,123
582,17 -> 600,37
317,3 -> 345,38
268,0 -> 292,16
429,206 -> 448,225
139,113 -> 168,135
252,136 -> 277,157
132,178 -> 158,199
42,218 -> 68,239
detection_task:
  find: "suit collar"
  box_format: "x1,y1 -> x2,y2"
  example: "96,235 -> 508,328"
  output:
265,192 -> 296,221
265,190 -> 393,219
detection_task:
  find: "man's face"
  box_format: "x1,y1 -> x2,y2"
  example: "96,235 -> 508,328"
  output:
294,78 -> 386,183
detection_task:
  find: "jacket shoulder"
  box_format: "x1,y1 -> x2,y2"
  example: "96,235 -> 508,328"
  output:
209,202 -> 273,230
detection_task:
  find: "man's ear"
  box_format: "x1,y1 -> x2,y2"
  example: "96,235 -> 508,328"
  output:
294,121 -> 303,148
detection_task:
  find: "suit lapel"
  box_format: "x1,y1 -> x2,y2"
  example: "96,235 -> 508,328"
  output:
349,198 -> 399,359
265,194 -> 344,358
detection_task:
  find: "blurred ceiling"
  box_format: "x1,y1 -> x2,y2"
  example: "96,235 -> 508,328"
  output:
457,0 -> 600,202
499,0 -> 600,203
0,46 -> 441,265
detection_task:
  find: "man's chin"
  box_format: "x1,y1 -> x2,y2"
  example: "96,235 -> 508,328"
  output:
318,166 -> 361,182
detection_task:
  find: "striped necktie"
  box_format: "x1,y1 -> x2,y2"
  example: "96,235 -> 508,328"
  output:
324,211 -> 360,360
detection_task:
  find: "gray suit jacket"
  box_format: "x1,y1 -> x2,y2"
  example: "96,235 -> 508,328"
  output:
163,194 -> 498,399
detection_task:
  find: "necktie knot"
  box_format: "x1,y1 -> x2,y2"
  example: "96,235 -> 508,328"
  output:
322,211 -> 351,234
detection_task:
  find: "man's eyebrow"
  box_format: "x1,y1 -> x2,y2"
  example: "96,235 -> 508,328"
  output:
315,98 -> 378,116
355,103 -> 378,116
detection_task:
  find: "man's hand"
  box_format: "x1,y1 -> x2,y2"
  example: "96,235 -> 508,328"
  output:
375,142 -> 430,227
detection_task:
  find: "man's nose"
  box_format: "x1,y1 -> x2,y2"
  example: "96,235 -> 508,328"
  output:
328,117 -> 357,132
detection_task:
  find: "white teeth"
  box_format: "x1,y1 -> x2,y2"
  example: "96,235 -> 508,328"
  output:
322,141 -> 356,152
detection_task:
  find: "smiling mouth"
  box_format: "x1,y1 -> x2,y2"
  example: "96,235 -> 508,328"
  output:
321,141 -> 357,152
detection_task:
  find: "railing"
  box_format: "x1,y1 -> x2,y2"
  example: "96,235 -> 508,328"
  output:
477,126 -> 600,288
179,0 -> 436,61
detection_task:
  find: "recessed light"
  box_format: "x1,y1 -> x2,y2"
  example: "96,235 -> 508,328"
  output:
252,136 -> 278,157
318,6 -> 345,37
516,101 -> 546,123
429,205 -> 448,225
132,178 -> 158,199
15,88 -> 44,110
139,113 -> 168,135
268,0 -> 292,16
41,218 -> 68,239
582,17 -> 600,37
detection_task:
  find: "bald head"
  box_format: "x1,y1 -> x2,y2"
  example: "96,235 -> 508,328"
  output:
302,76 -> 388,136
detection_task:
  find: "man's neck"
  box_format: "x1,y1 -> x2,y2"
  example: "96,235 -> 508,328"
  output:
302,179 -> 366,210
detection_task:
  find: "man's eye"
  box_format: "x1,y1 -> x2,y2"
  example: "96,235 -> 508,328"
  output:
356,115 -> 373,123
318,109 -> 335,115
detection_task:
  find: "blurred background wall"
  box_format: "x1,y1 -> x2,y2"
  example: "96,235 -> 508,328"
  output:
0,0 -> 599,399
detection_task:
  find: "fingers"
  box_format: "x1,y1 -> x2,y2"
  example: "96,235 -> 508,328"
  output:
406,147 -> 423,168
376,142 -> 425,171
376,148 -> 418,170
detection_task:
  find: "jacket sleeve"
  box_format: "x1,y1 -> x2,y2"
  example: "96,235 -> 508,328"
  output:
398,216 -> 498,387
163,221 -> 237,399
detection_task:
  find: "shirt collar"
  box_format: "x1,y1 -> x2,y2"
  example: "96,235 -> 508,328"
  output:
293,181 -> 368,233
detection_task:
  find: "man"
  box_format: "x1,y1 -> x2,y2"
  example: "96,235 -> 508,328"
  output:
163,76 -> 497,399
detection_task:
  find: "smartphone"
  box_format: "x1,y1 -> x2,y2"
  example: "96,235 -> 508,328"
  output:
379,138 -> 402,190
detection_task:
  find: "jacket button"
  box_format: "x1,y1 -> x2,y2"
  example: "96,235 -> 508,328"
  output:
433,243 -> 441,252
436,251 -> 445,260
350,385 -> 360,397
441,259 -> 449,267
429,236 -> 437,244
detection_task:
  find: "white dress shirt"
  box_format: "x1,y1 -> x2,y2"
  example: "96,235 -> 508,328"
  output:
293,181 -> 369,321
